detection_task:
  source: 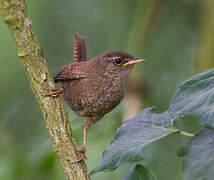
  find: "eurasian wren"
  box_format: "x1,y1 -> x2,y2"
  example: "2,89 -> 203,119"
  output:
48,34 -> 145,162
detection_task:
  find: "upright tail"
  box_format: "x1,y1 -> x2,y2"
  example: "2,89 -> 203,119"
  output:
73,33 -> 87,62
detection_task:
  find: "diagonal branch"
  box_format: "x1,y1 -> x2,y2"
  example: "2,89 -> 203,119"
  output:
0,0 -> 90,179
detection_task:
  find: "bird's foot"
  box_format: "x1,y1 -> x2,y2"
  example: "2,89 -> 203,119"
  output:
45,88 -> 64,97
78,146 -> 86,153
71,153 -> 87,163
71,146 -> 87,163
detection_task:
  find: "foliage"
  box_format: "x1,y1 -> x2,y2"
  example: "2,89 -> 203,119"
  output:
169,68 -> 214,128
91,108 -> 177,174
123,164 -> 158,180
93,68 -> 214,179
183,129 -> 214,180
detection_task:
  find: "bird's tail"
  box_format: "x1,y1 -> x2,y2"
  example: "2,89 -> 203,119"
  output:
73,33 -> 87,62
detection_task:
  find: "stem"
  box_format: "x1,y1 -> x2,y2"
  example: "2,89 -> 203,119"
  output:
179,131 -> 194,137
0,0 -> 90,179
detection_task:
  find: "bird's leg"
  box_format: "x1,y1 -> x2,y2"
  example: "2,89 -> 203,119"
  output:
73,118 -> 92,163
81,118 -> 92,153
72,116 -> 102,163
72,117 -> 99,163
45,88 -> 64,97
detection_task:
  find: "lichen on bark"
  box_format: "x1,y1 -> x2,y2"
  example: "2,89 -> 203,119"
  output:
0,0 -> 90,179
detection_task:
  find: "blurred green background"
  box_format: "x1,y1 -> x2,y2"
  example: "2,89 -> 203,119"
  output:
0,0 -> 213,179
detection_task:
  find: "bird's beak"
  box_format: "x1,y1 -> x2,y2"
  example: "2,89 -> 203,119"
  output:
123,58 -> 146,66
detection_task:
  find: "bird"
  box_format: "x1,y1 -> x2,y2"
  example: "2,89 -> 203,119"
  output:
47,34 -> 145,162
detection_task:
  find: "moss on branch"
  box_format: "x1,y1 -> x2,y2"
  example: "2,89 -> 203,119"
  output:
0,0 -> 90,179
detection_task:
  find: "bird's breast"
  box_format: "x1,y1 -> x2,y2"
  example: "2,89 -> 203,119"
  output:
61,75 -> 126,117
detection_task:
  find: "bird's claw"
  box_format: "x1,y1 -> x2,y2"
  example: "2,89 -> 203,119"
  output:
71,153 -> 87,163
71,146 -> 87,163
78,146 -> 86,153
44,88 -> 64,97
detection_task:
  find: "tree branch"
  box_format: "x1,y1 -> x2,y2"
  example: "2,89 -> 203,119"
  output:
0,0 -> 90,179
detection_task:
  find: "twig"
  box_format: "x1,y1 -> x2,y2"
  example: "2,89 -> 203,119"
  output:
0,0 -> 90,179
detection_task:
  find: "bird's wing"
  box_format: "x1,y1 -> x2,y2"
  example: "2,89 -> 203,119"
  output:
73,34 -> 87,62
53,63 -> 87,82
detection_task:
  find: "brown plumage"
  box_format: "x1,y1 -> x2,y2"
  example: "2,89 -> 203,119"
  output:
48,34 -> 145,162
73,34 -> 87,62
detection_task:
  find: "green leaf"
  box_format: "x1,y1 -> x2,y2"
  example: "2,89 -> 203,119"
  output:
123,164 -> 158,180
183,129 -> 214,180
91,107 -> 177,174
169,68 -> 214,128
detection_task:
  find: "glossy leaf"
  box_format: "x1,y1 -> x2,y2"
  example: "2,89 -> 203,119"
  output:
91,107 -> 177,174
93,68 -> 214,175
183,129 -> 214,180
169,68 -> 214,128
123,164 -> 158,180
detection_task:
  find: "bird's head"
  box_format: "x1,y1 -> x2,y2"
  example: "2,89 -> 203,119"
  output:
95,50 -> 145,78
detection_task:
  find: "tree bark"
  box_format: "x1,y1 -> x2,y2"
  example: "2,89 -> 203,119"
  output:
0,0 -> 90,179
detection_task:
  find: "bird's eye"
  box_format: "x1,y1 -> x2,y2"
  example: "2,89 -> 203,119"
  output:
115,58 -> 122,64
